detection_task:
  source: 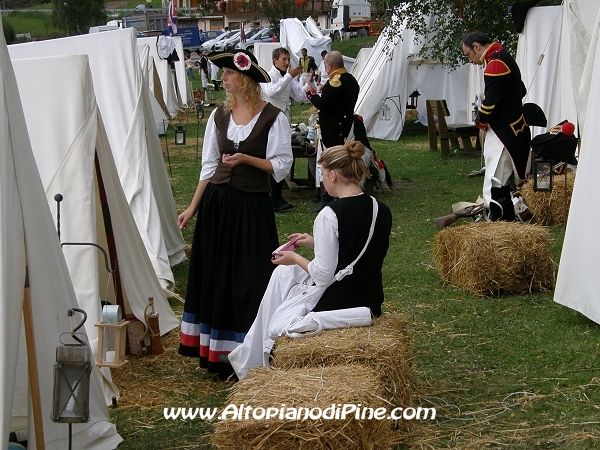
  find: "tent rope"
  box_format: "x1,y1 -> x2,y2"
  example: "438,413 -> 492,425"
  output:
164,288 -> 185,303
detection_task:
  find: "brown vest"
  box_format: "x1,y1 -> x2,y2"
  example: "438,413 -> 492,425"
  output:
210,103 -> 280,193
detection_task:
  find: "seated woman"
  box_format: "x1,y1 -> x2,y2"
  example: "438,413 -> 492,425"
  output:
227,141 -> 393,379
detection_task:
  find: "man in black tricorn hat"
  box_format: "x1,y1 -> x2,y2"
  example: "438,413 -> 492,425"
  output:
462,31 -> 531,221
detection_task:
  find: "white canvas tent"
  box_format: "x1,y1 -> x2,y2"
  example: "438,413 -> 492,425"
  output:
138,37 -> 182,118
0,24 -> 122,450
12,54 -> 180,391
349,47 -> 372,77
517,1 -> 600,325
8,29 -> 186,291
254,42 -> 281,72
138,44 -> 170,134
516,5 -> 578,137
171,36 -> 193,107
280,17 -> 331,68
550,0 -> 600,324
354,13 -> 470,141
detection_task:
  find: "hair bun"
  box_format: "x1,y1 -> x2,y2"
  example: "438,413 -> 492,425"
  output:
346,141 -> 365,160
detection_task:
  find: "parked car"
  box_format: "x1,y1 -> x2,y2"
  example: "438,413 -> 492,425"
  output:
134,4 -> 153,12
201,29 -> 237,53
199,30 -> 221,45
234,27 -> 277,53
214,29 -> 258,52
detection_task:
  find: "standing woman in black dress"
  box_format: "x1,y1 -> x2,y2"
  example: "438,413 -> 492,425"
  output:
177,50 -> 293,380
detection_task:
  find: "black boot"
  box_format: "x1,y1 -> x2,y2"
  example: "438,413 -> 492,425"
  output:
312,193 -> 334,213
309,189 -> 321,203
489,186 -> 514,222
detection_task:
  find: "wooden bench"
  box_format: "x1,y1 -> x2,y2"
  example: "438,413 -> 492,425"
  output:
285,144 -> 316,191
426,99 -> 480,156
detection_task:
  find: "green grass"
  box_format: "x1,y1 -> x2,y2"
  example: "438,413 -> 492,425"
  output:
2,10 -> 62,40
0,1 -> 163,40
109,98 -> 600,449
332,35 -> 378,58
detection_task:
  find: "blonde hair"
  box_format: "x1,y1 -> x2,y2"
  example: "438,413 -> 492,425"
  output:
319,141 -> 370,182
223,72 -> 263,116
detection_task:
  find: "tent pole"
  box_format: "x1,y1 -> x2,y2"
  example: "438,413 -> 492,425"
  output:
94,152 -> 134,353
23,266 -> 46,450
94,153 -> 125,312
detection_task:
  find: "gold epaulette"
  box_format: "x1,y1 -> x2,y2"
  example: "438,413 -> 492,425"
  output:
330,74 -> 341,87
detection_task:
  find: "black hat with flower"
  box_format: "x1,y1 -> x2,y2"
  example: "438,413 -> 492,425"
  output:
208,49 -> 271,83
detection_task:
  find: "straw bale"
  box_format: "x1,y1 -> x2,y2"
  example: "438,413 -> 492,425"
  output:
272,313 -> 413,409
212,365 -> 401,450
520,172 -> 575,225
433,222 -> 555,296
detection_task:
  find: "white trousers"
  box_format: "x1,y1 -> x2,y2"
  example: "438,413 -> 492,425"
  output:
482,128 -> 526,208
200,69 -> 208,89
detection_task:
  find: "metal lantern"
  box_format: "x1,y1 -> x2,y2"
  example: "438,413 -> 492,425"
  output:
175,125 -> 187,145
407,90 -> 420,109
95,305 -> 129,368
52,308 -> 92,425
206,83 -> 216,101
379,102 -> 390,121
533,158 -> 553,192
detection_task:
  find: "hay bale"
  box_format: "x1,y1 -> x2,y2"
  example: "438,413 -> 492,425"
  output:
520,172 -> 575,225
433,222 -> 555,296
272,313 -> 413,409
212,365 -> 400,450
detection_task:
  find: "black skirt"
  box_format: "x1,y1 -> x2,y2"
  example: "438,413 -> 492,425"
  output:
179,183 -> 279,376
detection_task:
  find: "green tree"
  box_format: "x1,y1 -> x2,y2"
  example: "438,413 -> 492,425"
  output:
386,0 -> 561,68
255,0 -> 309,36
51,0 -> 106,35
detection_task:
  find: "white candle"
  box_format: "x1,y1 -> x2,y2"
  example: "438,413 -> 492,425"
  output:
105,351 -> 116,364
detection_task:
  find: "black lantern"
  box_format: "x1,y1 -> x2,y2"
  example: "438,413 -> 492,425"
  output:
52,309 -> 92,431
406,90 -> 420,110
175,125 -> 186,145
533,158 -> 553,192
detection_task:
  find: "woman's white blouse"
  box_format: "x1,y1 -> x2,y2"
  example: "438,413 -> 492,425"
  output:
200,107 -> 293,182
308,206 -> 339,286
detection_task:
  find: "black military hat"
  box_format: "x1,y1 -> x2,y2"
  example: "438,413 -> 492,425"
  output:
208,49 -> 270,83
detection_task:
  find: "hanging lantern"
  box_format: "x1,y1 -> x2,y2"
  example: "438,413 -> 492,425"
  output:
95,305 -> 129,368
533,158 -> 553,192
175,125 -> 187,145
406,90 -> 420,109
52,308 -> 92,425
379,102 -> 390,121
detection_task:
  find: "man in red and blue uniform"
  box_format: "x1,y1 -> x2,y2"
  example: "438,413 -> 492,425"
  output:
462,31 -> 531,221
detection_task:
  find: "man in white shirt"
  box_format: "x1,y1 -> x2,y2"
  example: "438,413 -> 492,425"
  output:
317,50 -> 329,91
262,47 -> 309,212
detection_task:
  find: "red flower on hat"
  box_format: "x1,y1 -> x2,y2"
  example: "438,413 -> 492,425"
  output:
233,52 -> 251,71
